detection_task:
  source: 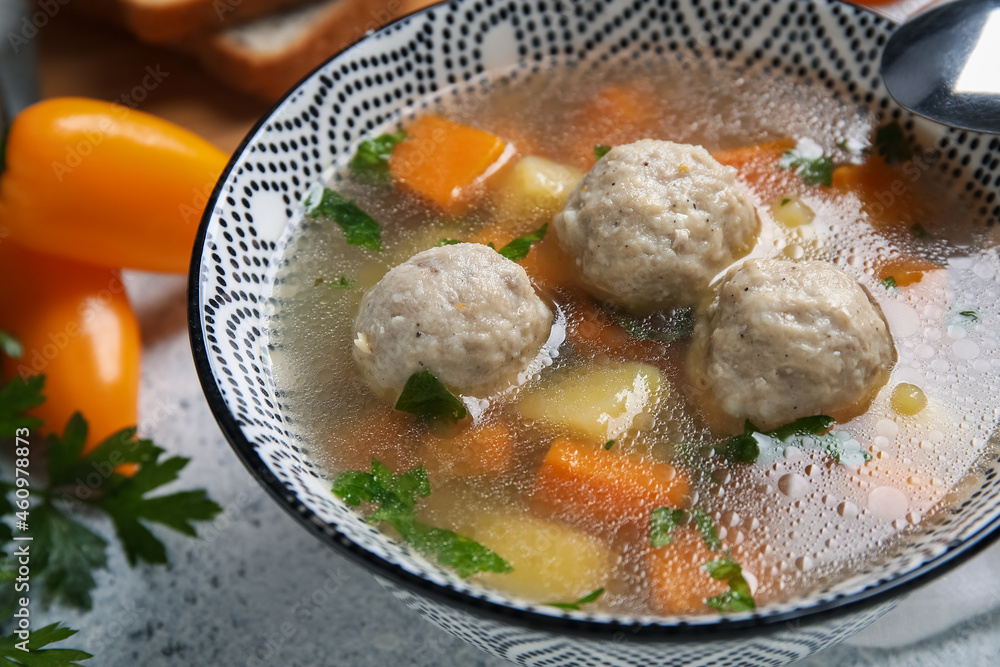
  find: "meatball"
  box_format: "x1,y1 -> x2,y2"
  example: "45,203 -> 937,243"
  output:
353,243 -> 552,399
688,259 -> 896,430
553,139 -> 759,311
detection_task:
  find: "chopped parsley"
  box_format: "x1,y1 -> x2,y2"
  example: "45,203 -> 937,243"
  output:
594,144 -> 612,160
496,223 -> 548,262
604,440 -> 616,450
780,198 -> 791,207
545,587 -> 605,611
881,275 -> 898,292
778,144 -> 834,187
650,508 -> 721,551
960,310 -> 980,321
394,370 -> 467,423
715,416 -> 870,466
911,224 -> 933,240
610,307 -> 695,342
0,373 -> 44,436
306,187 -> 383,252
436,238 -> 462,247
704,558 -> 756,612
875,121 -> 912,166
348,128 -> 407,185
332,459 -> 511,577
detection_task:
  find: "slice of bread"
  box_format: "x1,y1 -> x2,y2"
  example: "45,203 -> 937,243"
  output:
189,0 -> 435,101
73,0 -> 316,43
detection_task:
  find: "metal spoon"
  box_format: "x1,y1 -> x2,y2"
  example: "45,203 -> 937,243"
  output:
881,0 -> 1000,134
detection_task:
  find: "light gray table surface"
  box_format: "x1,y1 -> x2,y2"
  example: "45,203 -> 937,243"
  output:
29,273 -> 1000,667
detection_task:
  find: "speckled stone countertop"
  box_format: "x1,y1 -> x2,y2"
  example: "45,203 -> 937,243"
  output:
29,272 -> 1000,667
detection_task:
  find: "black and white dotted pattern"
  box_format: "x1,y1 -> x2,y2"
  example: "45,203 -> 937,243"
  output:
190,0 -> 1000,664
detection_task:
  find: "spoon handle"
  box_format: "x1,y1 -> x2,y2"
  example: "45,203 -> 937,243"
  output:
0,0 -> 41,127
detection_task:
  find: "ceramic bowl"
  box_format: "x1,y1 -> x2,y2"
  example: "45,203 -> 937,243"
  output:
189,1 -> 1000,664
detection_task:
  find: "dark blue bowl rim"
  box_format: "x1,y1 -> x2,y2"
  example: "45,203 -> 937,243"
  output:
188,0 -> 1000,642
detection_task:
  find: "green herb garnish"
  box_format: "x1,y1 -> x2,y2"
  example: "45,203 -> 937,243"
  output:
650,507 -> 686,547
0,374 -> 44,436
594,144 -> 612,160
715,415 -> 867,465
780,198 -> 791,207
545,587 -> 605,610
875,121 -> 912,166
692,509 -> 722,552
778,148 -> 834,187
332,459 -> 511,578
604,440 -> 616,450
704,558 -> 756,612
960,310 -> 980,321
436,238 -> 462,247
650,508 -> 722,551
0,623 -> 92,665
496,223 -> 548,262
394,370 -> 467,423
911,224 -> 933,240
610,307 -> 695,342
306,188 -> 383,252
349,128 -> 407,185
715,420 -> 763,464
881,276 -> 898,292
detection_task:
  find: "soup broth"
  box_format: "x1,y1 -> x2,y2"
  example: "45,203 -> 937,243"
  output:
267,59 -> 1000,615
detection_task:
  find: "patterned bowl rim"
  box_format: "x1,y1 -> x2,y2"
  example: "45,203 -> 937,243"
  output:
188,0 -> 1000,641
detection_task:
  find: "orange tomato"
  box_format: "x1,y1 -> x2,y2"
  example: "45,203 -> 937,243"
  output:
0,239 -> 141,452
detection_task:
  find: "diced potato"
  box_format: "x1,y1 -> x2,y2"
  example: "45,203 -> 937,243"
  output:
472,512 -> 613,600
518,362 -> 665,443
770,195 -> 815,228
495,156 -> 584,222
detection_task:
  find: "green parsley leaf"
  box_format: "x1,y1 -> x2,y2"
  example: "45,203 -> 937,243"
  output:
780,198 -> 791,207
911,224 -> 933,240
30,504 -> 108,610
348,128 -> 407,185
406,523 -> 512,578
703,558 -> 756,612
306,188 -> 383,252
436,239 -> 462,247
594,145 -> 612,160
43,418 -> 222,569
0,331 -> 22,359
496,223 -> 548,262
778,148 -> 834,187
714,416 -> 864,465
881,276 -> 898,292
336,276 -> 354,289
0,623 -> 92,666
960,310 -> 980,321
716,421 -> 762,464
394,371 -> 467,423
767,415 -> 835,441
650,507 -> 685,547
875,121 -> 912,166
544,587 -> 605,611
604,440 -> 615,450
0,374 -> 45,436
610,307 -> 695,342
691,509 -> 722,552
332,460 -> 510,577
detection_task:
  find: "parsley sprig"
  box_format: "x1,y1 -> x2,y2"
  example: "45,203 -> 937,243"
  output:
704,558 -> 756,612
650,508 -> 720,551
394,371 -> 467,423
496,223 -> 548,262
332,459 -> 511,577
715,415 -> 868,465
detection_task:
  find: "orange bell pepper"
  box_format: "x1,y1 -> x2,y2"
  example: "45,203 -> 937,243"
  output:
0,239 -> 141,452
0,97 -> 228,273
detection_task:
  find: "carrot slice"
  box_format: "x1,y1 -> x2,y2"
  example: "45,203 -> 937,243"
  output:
389,114 -> 509,215
566,82 -> 664,169
421,423 -> 514,477
831,157 -> 923,231
712,138 -> 801,202
876,255 -> 942,287
647,526 -> 730,614
531,438 -> 689,532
